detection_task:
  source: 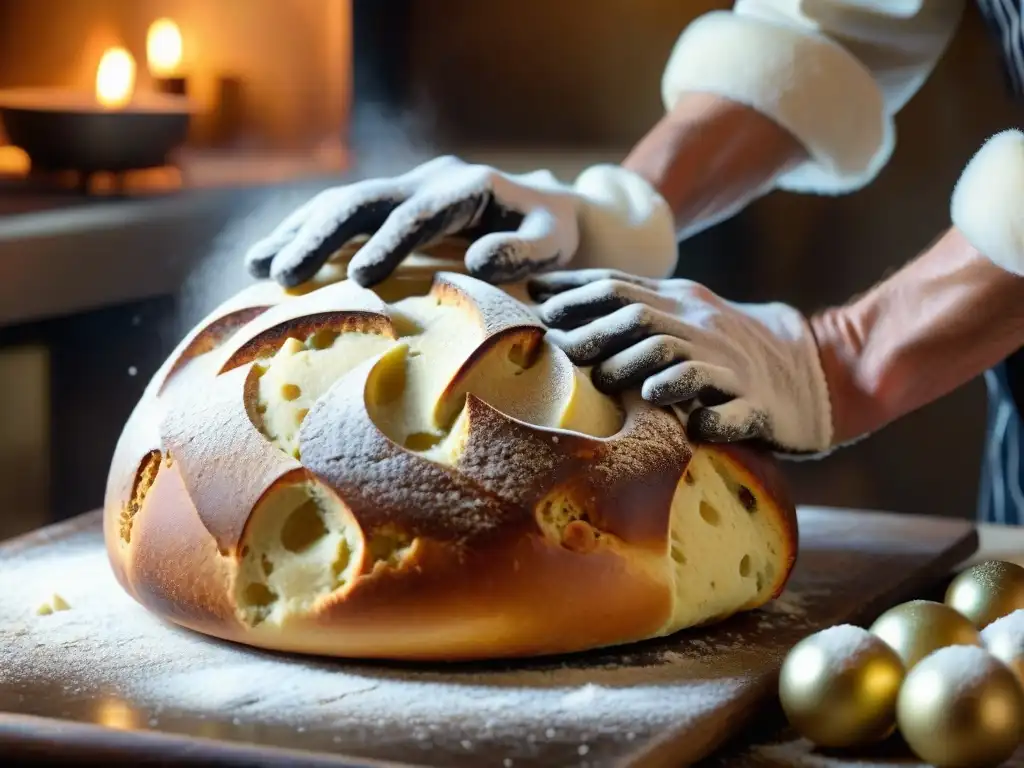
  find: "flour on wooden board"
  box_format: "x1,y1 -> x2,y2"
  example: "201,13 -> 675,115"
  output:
1,530 -> 822,756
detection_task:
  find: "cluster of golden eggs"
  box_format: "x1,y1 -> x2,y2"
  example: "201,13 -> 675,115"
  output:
779,560 -> 1024,768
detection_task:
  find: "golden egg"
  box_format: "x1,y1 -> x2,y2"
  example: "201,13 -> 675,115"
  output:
897,645 -> 1024,768
946,560 -> 1024,629
981,608 -> 1024,686
869,599 -> 981,670
778,624 -> 905,748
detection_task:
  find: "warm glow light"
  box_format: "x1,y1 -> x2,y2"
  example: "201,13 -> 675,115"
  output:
147,18 -> 182,77
95,47 -> 136,108
0,145 -> 30,175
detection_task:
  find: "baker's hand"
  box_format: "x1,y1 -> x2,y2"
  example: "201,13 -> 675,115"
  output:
245,156 -> 678,289
528,270 -> 833,456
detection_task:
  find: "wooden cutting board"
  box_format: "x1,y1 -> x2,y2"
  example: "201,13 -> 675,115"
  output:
0,506 -> 976,768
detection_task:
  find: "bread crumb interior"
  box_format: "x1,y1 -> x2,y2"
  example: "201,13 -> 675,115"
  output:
234,481 -> 362,627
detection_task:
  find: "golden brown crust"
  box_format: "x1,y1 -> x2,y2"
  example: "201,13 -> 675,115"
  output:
103,263 -> 800,661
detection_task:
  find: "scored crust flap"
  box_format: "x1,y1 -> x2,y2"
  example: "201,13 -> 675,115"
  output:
299,344 -> 524,542
159,362 -> 300,555
217,279 -> 396,373
125,458 -> 239,631
454,391 -> 691,547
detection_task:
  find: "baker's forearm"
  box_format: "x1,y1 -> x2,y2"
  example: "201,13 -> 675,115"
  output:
811,227 -> 1024,445
623,92 -> 807,235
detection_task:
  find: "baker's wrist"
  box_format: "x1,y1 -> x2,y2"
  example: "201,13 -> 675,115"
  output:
624,92 -> 807,240
808,305 -> 887,447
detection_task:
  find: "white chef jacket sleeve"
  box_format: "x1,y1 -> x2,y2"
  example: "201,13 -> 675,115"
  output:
660,0 -> 966,196
951,129 -> 1024,276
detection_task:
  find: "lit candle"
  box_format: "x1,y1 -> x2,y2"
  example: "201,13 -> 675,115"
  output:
147,18 -> 187,96
95,47 -> 136,109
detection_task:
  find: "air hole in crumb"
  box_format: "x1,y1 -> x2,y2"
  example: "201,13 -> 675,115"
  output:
261,554 -> 274,576
671,546 -> 686,565
738,486 -> 756,512
755,572 -> 766,592
119,450 -> 162,544
243,582 -> 277,607
699,501 -> 721,526
306,329 -> 339,350
739,554 -> 752,577
280,500 -> 328,553
683,472 -> 695,486
710,581 -> 716,590
281,383 -> 302,401
390,312 -> 422,337
369,528 -> 410,566
405,432 -> 443,451
507,342 -> 533,369
332,539 -> 352,585
765,562 -> 776,581
372,356 -> 406,406
239,545 -> 250,558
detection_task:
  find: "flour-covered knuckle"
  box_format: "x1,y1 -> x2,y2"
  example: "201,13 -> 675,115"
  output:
103,238 -> 799,661
345,186 -> 487,288
593,334 -> 694,393
245,195 -> 320,278
547,303 -> 695,367
464,209 -> 563,284
527,269 -> 661,304
641,360 -> 742,408
687,399 -> 769,445
270,196 -> 402,288
537,279 -> 678,330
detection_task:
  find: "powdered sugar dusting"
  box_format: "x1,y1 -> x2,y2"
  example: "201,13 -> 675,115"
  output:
982,608 -> 1024,649
912,644 -> 1007,694
796,624 -> 883,674
435,271 -> 544,336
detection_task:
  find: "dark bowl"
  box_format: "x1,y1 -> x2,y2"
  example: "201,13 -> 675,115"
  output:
0,88 -> 193,174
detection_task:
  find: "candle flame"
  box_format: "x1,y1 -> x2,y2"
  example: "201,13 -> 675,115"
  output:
147,18 -> 182,77
95,47 -> 136,109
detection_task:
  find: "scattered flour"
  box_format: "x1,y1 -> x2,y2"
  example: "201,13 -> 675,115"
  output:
0,523 -> 828,766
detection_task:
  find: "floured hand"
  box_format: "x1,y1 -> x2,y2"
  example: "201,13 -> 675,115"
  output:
528,269 -> 834,456
245,156 -> 679,289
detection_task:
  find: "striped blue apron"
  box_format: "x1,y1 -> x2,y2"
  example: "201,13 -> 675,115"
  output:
974,0 -> 1024,524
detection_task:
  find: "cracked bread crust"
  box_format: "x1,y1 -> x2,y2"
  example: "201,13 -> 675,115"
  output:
103,245 -> 798,661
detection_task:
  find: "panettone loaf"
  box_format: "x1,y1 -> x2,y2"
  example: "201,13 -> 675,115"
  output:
103,243 -> 798,661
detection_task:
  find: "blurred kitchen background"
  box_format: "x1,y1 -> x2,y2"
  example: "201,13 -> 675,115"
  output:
0,0 -> 1017,541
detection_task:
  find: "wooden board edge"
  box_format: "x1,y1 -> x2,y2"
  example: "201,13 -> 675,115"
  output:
620,520 -> 980,768
0,713 -> 422,768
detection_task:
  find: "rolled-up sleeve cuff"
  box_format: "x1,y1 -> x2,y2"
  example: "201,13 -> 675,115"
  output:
660,10 -> 894,196
951,130 -> 1024,276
